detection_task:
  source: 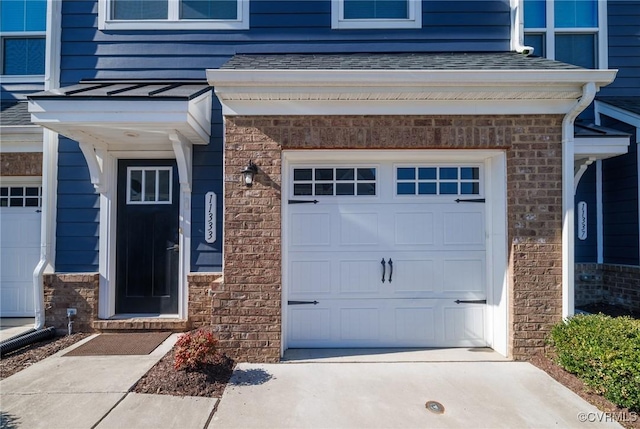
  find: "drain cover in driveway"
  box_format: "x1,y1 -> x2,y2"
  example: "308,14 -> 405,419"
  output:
425,401 -> 445,414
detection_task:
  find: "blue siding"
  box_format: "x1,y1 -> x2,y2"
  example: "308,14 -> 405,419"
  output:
55,0 -> 512,272
55,137 -> 100,272
601,117 -> 639,265
575,163 -> 597,262
190,100 -> 224,272
599,1 -> 640,98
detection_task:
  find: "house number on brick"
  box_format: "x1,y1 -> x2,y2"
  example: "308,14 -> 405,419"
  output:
205,192 -> 216,243
578,201 -> 587,241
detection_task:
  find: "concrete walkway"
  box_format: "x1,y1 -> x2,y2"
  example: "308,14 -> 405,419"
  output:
0,336 -> 624,429
0,334 -> 217,429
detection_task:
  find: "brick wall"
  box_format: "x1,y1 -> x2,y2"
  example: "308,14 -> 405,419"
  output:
602,265 -> 640,312
188,273 -> 223,328
43,273 -> 99,334
0,152 -> 42,176
223,114 -> 564,362
575,263 -> 605,306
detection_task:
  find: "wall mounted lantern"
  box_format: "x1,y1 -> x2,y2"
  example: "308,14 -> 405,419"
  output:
241,161 -> 258,187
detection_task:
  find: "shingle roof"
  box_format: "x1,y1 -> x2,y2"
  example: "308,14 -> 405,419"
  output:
221,52 -> 583,71
0,101 -> 32,126
596,97 -> 640,116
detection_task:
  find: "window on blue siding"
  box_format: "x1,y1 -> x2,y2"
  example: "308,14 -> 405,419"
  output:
554,0 -> 597,28
333,0 -> 421,29
102,0 -> 248,29
1,0 -> 46,76
2,37 -> 45,75
182,0 -> 237,19
0,0 -> 46,31
556,34 -> 596,69
523,0 -> 545,28
344,0 -> 408,20
523,0 -> 602,69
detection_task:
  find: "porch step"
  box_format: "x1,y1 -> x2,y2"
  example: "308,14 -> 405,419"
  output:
92,318 -> 191,332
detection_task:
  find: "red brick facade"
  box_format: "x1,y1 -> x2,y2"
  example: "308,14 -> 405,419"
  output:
0,152 -> 42,176
576,263 -> 640,313
222,114 -> 565,362
44,273 -> 100,333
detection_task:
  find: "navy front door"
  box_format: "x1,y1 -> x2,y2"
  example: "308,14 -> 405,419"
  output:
116,160 -> 179,314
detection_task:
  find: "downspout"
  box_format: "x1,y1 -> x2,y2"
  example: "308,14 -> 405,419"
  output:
510,0 -> 534,55
32,0 -> 61,330
562,82 -> 597,319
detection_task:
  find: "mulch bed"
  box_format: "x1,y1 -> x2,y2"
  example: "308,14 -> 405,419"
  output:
131,348 -> 235,398
530,349 -> 640,429
0,333 -> 91,380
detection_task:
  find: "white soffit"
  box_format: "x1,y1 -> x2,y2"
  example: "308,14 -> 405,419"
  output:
27,82 -> 213,149
206,69 -> 618,115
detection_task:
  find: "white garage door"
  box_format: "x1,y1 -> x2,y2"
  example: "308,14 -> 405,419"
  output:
286,162 -> 487,348
0,185 -> 41,317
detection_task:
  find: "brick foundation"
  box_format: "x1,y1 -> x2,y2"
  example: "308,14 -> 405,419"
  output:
44,273 -> 99,334
223,115 -> 564,362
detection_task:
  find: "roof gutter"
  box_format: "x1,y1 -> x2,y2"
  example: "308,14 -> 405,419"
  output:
562,82 -> 598,320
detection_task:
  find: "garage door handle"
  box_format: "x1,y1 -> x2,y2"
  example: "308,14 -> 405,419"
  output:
454,299 -> 487,304
381,258 -> 386,283
388,259 -> 393,283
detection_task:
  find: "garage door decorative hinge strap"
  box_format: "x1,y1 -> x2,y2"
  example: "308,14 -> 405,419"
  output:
288,300 -> 319,305
288,199 -> 319,204
454,299 -> 487,304
454,198 -> 485,203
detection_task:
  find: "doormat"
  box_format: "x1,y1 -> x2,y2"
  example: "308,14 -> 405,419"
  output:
64,332 -> 171,356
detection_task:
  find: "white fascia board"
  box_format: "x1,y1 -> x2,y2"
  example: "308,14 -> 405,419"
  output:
595,101 -> 640,129
0,126 -> 43,152
218,99 -> 578,116
207,69 -> 617,88
574,136 -> 630,159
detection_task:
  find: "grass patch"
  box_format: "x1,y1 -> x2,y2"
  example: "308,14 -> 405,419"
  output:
550,314 -> 640,411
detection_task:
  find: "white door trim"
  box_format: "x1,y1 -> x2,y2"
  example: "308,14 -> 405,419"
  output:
97,150 -> 189,319
281,150 -> 508,357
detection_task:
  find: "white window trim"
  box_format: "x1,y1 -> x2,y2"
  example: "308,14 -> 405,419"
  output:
523,0 -> 607,69
331,0 -> 421,29
98,0 -> 249,30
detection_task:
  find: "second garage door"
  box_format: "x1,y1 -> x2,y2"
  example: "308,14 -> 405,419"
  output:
285,161 -> 487,348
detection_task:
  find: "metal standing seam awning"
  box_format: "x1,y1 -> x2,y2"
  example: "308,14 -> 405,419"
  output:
27,81 -> 213,192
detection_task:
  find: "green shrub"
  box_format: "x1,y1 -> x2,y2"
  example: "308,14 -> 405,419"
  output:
174,328 -> 218,371
549,314 -> 640,411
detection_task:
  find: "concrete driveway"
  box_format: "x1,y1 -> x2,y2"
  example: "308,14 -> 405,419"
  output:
211,350 -> 622,429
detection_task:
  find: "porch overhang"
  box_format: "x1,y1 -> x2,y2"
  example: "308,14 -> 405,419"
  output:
206,53 -> 617,116
27,81 -> 213,192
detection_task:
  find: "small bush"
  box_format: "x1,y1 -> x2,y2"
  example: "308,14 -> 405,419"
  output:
549,314 -> 640,411
174,328 -> 218,371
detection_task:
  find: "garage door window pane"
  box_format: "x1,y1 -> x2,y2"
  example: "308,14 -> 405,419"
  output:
461,167 -> 479,180
439,168 -> 458,180
397,182 -> 415,195
461,182 -> 480,195
418,168 -> 436,180
357,168 -> 376,181
336,183 -> 355,195
418,182 -> 437,195
315,183 -> 334,195
357,183 -> 376,196
336,168 -> 354,181
397,168 -> 415,180
294,184 -> 312,196
294,169 -> 312,181
440,183 -> 458,194
315,169 -> 333,181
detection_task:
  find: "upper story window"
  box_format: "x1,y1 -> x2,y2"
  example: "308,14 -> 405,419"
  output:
99,0 -> 249,30
523,0 -> 606,69
0,0 -> 46,77
332,0 -> 422,29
